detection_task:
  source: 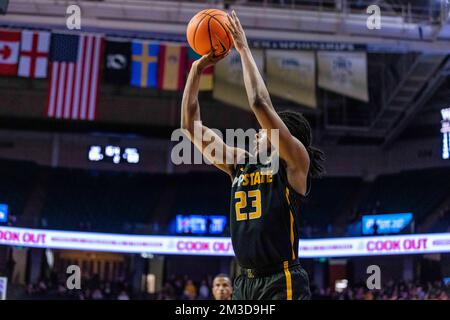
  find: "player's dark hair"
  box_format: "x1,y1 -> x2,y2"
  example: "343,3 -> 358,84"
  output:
278,110 -> 325,178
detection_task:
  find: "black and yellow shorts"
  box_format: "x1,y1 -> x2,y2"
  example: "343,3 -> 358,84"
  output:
232,261 -> 311,300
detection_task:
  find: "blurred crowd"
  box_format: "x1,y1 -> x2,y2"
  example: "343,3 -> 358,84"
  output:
20,273 -> 230,300
156,276 -> 450,300
312,280 -> 450,300
18,272 -> 450,300
22,273 -> 132,300
156,274 -> 222,300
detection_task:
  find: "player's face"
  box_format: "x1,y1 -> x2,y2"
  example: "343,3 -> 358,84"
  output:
212,277 -> 232,300
253,129 -> 271,155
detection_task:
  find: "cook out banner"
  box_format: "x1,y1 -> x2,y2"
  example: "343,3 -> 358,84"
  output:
0,226 -> 449,257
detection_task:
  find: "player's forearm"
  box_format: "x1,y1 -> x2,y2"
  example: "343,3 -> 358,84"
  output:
240,47 -> 273,111
181,63 -> 202,134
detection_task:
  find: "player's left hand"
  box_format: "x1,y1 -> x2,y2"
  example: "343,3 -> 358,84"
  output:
194,46 -> 229,71
226,10 -> 249,53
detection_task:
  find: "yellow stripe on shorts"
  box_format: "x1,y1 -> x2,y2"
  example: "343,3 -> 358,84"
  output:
283,261 -> 293,300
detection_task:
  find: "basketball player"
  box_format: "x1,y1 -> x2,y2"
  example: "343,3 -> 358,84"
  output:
212,274 -> 233,300
181,10 -> 325,300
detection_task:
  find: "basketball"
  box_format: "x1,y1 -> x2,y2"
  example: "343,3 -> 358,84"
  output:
186,9 -> 233,56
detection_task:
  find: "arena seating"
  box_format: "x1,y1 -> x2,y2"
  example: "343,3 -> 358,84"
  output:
359,168 -> 450,224
1,159 -> 449,236
39,167 -> 230,233
0,160 -> 37,221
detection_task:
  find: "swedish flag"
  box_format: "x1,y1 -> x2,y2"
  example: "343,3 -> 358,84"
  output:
130,41 -> 159,88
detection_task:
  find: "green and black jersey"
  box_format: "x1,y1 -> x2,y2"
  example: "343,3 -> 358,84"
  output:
230,155 -> 307,269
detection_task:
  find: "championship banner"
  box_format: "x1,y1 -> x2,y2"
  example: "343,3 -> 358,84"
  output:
1,226 -> 450,258
251,39 -> 366,51
213,49 -> 264,110
317,51 -> 369,102
266,50 -> 316,108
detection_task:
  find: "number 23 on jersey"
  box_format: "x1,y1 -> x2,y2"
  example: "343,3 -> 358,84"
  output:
234,190 -> 262,221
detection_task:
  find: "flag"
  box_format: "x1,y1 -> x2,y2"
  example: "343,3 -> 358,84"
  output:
158,43 -> 187,91
187,47 -> 213,91
213,49 -> 264,110
18,30 -> 50,78
130,40 -> 159,88
317,51 -> 369,102
104,39 -> 131,85
266,50 -> 317,108
0,29 -> 20,76
47,33 -> 104,120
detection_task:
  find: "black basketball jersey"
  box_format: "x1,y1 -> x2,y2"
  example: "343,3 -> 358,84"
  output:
230,155 -> 306,269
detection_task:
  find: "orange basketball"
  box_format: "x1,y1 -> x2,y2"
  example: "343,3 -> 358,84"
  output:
186,9 -> 233,56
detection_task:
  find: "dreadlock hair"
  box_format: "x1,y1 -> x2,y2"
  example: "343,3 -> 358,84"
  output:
278,110 -> 326,178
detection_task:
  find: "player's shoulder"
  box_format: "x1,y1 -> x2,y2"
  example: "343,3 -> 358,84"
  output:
278,157 -> 309,197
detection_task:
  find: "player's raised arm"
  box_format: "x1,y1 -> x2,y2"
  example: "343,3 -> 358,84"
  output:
226,11 -> 310,180
181,50 -> 247,176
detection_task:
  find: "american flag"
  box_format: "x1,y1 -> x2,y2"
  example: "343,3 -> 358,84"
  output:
47,33 -> 103,120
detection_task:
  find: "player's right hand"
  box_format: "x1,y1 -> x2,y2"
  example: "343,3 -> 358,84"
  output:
226,10 -> 248,53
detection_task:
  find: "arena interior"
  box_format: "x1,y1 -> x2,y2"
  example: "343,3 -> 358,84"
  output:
0,0 -> 449,301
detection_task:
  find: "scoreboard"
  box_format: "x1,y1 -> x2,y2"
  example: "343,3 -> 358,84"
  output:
88,145 -> 140,164
0,204 -> 8,223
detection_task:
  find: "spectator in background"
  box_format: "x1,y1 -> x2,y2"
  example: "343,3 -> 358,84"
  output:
157,282 -> 176,300
183,280 -> 197,300
173,278 -> 184,298
364,290 -> 374,300
117,290 -> 130,300
438,291 -> 449,300
103,282 -> 112,299
354,287 -> 365,300
198,280 -> 210,300
415,285 -> 426,300
91,288 -> 104,300
212,274 -> 233,300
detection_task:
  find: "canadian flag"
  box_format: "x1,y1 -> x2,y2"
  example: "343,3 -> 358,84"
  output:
0,30 -> 20,76
18,30 -> 50,78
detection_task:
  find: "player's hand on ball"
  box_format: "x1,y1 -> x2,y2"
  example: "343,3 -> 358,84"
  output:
194,47 -> 229,71
226,10 -> 248,53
